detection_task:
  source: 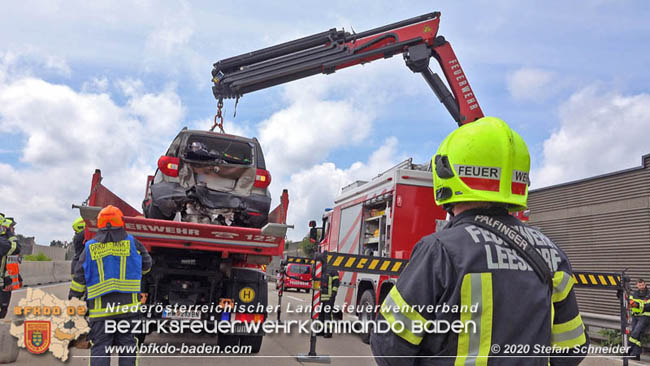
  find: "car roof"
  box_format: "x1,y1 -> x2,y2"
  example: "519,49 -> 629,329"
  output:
180,129 -> 259,144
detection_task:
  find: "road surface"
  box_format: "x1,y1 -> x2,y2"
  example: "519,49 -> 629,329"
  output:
4,282 -> 645,365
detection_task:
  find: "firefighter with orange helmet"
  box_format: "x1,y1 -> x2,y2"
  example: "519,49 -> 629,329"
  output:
1,214 -> 21,319
370,117 -> 588,365
69,205 -> 151,366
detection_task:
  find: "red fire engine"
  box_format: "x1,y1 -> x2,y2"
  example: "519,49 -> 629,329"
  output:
316,159 -> 447,341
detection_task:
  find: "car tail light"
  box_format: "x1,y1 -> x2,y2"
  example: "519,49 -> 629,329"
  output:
158,156 -> 180,177
254,169 -> 271,188
234,313 -> 264,323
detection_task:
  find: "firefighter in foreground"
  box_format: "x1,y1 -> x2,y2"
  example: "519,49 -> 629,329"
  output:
320,267 -> 340,338
628,278 -> 650,360
370,117 -> 588,365
1,215 -> 21,319
71,216 -> 86,275
69,205 -> 152,366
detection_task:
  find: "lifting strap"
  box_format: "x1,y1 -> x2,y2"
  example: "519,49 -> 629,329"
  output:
464,215 -> 553,289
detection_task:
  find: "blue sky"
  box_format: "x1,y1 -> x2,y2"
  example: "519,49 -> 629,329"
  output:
1,1 -> 649,243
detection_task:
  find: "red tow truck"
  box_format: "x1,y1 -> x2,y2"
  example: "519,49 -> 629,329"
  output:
77,169 -> 290,352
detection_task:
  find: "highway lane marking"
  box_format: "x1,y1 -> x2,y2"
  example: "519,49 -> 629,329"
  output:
14,281 -> 71,292
285,295 -> 305,302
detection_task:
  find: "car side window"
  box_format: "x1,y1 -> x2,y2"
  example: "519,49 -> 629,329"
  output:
254,140 -> 266,169
166,134 -> 184,156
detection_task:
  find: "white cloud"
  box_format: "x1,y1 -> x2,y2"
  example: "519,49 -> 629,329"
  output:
531,87 -> 650,188
81,77 -> 108,93
0,60 -> 185,243
0,49 -> 71,82
145,14 -> 194,55
507,67 -> 556,101
275,137 -> 405,241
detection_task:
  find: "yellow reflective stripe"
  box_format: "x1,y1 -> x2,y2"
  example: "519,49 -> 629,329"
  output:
392,262 -> 403,272
456,275 -> 472,365
87,278 -> 140,292
332,256 -> 344,267
369,259 -> 380,270
380,261 -> 391,271
142,268 -> 151,275
552,271 -> 575,303
87,278 -> 141,298
7,240 -> 17,256
97,257 -> 104,283
135,331 -> 140,366
629,337 -> 642,347
552,314 -> 586,347
455,273 -> 493,366
478,273 -> 493,366
89,300 -> 141,318
120,256 -> 126,280
379,286 -> 426,345
328,276 -> 333,296
70,280 -> 86,292
88,283 -> 141,296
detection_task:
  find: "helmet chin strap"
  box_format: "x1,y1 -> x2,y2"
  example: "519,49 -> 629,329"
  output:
443,203 -> 455,216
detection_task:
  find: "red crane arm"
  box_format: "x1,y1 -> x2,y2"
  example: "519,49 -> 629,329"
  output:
212,12 -> 483,125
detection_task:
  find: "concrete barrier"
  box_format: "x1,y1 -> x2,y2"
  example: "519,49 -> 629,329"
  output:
52,261 -> 72,282
19,260 -> 71,286
30,246 -> 67,261
0,321 -> 18,363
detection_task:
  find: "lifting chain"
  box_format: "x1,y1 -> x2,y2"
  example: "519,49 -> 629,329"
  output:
210,99 -> 225,133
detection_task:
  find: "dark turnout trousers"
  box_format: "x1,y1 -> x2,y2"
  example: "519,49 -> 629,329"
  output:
89,320 -> 138,366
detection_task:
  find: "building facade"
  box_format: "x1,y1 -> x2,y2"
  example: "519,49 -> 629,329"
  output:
528,154 -> 650,316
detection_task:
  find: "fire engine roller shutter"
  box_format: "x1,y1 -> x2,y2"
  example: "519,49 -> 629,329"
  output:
528,154 -> 650,317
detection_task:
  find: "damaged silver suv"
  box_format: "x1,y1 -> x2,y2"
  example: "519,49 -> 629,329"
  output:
142,128 -> 272,228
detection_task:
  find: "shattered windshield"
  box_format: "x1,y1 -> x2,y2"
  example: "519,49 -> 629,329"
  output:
184,135 -> 253,165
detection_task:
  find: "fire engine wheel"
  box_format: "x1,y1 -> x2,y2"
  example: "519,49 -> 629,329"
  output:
358,289 -> 375,344
240,335 -> 263,353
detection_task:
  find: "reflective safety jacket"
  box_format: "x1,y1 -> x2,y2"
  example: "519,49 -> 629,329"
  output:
1,234 -> 20,276
69,227 -> 151,321
70,230 -> 86,275
630,289 -> 650,316
370,208 -> 588,366
321,269 -> 340,302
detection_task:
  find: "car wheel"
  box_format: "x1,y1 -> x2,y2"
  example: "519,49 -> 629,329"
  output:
217,335 -> 239,350
358,289 -> 375,344
240,335 -> 263,353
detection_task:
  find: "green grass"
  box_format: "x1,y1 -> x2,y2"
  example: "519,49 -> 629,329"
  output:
22,252 -> 52,261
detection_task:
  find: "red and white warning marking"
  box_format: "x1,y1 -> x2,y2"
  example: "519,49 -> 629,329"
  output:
456,164 -> 501,192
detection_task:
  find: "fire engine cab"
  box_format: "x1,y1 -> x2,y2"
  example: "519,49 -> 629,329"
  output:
317,158 -> 448,342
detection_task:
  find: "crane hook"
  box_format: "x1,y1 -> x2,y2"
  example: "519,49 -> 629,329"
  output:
210,99 -> 225,133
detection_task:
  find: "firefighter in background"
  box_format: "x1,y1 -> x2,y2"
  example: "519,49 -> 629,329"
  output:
69,205 -> 152,366
71,217 -> 86,276
309,220 -> 318,244
320,268 -> 340,338
628,278 -> 650,360
1,215 -> 21,319
370,117 -> 588,366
